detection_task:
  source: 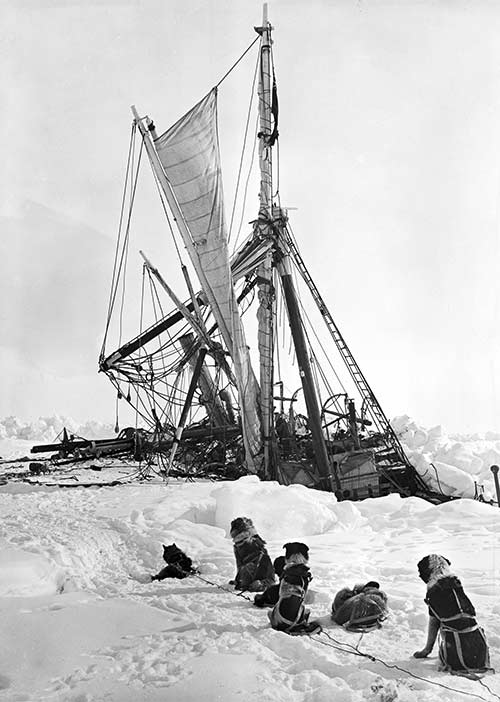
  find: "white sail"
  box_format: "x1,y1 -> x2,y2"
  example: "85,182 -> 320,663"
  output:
154,89 -> 262,471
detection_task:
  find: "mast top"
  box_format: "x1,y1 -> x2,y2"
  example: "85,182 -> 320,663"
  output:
255,3 -> 272,36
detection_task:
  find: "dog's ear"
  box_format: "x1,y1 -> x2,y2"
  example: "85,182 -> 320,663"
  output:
417,555 -> 431,583
445,556 -> 451,566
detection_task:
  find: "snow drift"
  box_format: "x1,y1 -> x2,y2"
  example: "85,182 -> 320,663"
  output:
0,441 -> 499,701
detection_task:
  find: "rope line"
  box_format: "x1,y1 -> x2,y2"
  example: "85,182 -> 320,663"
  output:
478,679 -> 500,701
158,562 -> 498,702
214,36 -> 260,90
191,572 -> 254,602
101,123 -> 137,356
310,631 -> 497,702
228,45 -> 260,244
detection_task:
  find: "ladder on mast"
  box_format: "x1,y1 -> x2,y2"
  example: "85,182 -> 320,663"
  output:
281,226 -> 428,495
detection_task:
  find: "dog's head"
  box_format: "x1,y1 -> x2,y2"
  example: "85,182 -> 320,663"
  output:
230,516 -> 256,542
283,542 -> 309,565
417,554 -> 451,584
162,543 -> 187,564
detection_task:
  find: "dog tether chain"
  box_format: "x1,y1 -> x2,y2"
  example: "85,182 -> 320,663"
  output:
170,562 -> 254,602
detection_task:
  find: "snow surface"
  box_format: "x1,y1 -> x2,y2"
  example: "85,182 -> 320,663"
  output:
1,426 -> 500,702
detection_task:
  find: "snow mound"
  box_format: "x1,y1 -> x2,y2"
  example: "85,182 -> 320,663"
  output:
212,476 -> 341,539
0,542 -> 66,596
392,414 -> 498,499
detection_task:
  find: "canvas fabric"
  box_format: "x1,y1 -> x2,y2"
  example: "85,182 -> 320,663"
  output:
154,89 -> 262,470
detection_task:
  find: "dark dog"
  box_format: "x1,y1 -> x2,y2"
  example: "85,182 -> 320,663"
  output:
230,517 -> 275,592
331,581 -> 388,631
253,555 -> 286,608
268,542 -> 318,634
151,543 -> 195,581
414,554 -> 492,675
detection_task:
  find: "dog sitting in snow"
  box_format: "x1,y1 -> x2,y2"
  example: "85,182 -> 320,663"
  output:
254,555 -> 286,608
151,543 -> 196,581
413,554 -> 492,675
268,542 -> 317,634
229,517 -> 275,592
331,581 -> 388,631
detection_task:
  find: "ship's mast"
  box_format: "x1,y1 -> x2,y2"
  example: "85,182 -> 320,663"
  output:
275,221 -> 333,489
255,5 -> 332,488
255,3 -> 276,476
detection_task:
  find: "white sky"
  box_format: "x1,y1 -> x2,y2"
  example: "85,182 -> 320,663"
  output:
1,0 -> 500,433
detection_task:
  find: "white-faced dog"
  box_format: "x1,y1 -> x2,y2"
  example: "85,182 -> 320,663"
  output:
229,517 -> 275,592
413,554 -> 493,676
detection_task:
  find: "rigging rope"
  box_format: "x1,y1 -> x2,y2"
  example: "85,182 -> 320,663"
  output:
228,46 -> 260,244
214,35 -> 260,90
233,113 -> 260,251
287,224 -> 347,394
101,123 -> 137,356
102,137 -> 144,357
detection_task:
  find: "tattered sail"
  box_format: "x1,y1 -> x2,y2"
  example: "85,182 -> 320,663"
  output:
153,89 -> 262,471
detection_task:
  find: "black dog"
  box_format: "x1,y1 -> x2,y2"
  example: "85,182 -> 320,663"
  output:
230,517 -> 275,592
331,581 -> 388,631
254,555 -> 285,608
268,542 -> 318,634
414,554 -> 492,675
151,543 -> 195,581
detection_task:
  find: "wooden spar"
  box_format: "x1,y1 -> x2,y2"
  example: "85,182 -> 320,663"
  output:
178,332 -> 228,427
257,2 -> 272,214
255,3 -> 276,475
139,251 -> 207,342
323,408 -> 371,426
347,399 -> 361,449
277,254 -> 333,489
139,250 -> 237,386
182,264 -> 204,325
100,296 -> 205,371
102,255 -> 258,371
167,346 -> 208,471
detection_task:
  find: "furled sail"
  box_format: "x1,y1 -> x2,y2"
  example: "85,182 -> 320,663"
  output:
154,89 -> 262,471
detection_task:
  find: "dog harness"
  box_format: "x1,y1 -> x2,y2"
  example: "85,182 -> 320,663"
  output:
268,580 -> 309,632
268,563 -> 313,633
426,586 -> 492,675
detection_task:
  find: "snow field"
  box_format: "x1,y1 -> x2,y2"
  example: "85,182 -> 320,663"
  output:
0,473 -> 499,701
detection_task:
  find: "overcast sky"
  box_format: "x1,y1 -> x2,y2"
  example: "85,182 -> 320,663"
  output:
2,0 -> 500,434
